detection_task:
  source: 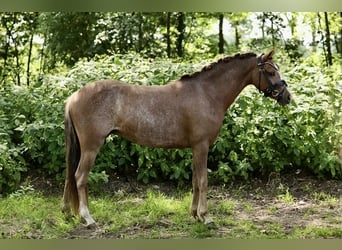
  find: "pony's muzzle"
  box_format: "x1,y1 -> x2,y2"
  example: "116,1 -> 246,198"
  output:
278,90 -> 291,106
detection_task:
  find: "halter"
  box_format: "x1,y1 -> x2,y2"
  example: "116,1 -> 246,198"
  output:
257,54 -> 287,101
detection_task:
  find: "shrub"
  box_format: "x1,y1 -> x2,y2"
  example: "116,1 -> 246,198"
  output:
0,87 -> 27,194
1,53 -> 341,194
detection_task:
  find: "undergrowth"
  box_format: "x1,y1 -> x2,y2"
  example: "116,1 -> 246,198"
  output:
0,53 -> 341,194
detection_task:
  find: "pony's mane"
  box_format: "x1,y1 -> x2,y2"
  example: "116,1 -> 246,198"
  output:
180,52 -> 257,81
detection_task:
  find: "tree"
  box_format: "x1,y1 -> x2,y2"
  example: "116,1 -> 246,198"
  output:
318,12 -> 335,66
25,12 -> 39,86
166,12 -> 172,58
257,12 -> 285,48
93,13 -> 164,57
218,14 -> 224,54
176,12 -> 185,57
284,12 -> 298,38
324,12 -> 333,66
339,12 -> 342,55
0,12 -> 39,86
1,12 -> 340,87
41,12 -> 98,68
227,12 -> 250,50
304,12 -> 319,51
1,13 -> 21,85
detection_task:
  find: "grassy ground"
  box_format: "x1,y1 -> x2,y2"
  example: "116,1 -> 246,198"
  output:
0,174 -> 341,239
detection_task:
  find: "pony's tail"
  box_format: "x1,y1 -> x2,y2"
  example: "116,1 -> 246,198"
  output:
64,103 -> 80,215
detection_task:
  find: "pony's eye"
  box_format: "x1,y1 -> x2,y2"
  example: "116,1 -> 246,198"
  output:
266,71 -> 275,76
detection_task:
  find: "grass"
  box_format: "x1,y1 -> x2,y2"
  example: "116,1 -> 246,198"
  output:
0,182 -> 341,239
0,191 -> 75,239
277,188 -> 295,204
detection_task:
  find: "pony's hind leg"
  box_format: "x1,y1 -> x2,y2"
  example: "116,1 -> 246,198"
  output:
61,181 -> 72,215
190,170 -> 199,218
75,149 -> 99,227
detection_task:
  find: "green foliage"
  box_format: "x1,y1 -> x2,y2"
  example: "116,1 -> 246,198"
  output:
0,142 -> 26,195
0,53 -> 341,194
41,12 -> 99,67
0,86 -> 27,194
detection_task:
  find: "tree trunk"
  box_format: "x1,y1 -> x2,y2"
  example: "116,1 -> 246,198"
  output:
2,37 -> 9,83
14,44 -> 20,85
166,12 -> 171,58
339,12 -> 342,56
176,12 -> 185,57
9,14 -> 21,85
234,26 -> 240,49
38,29 -> 47,78
2,16 -> 10,83
324,12 -> 333,66
311,20 -> 317,52
137,13 -> 143,52
270,17 -> 275,48
286,13 -> 297,38
26,32 -> 34,86
218,14 -> 224,54
261,15 -> 265,39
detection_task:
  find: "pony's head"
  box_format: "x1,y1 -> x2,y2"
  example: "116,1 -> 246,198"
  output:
254,49 -> 291,106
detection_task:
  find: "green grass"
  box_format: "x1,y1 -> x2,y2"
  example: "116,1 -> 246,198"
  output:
292,226 -> 342,239
0,185 -> 341,239
0,191 -> 76,239
277,188 -> 295,204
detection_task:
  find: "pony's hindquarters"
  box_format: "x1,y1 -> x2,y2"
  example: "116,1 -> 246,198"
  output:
62,86 -> 112,227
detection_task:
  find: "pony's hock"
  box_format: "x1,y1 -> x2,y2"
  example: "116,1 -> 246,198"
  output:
62,49 -> 291,227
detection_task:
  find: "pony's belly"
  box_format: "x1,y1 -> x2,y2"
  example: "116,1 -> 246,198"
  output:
118,126 -> 190,149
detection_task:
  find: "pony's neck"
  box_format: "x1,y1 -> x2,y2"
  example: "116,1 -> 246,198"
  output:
203,56 -> 257,112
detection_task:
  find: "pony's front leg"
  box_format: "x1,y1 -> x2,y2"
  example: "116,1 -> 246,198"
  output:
191,142 -> 213,224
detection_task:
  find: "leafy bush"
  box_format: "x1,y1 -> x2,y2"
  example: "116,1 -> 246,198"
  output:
0,87 -> 27,194
1,53 -> 341,194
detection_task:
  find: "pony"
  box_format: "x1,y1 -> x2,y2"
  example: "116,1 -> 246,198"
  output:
62,49 -> 291,227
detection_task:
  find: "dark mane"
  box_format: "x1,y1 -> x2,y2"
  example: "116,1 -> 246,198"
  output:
180,52 -> 257,81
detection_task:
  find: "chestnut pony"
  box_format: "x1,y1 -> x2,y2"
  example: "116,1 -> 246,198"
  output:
62,49 -> 291,227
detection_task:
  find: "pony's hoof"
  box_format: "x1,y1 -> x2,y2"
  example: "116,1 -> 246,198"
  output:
61,204 -> 71,215
190,210 -> 198,219
204,216 -> 214,225
86,222 -> 98,230
203,217 -> 217,229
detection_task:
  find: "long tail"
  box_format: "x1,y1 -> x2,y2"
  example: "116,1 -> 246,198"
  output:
64,103 -> 80,214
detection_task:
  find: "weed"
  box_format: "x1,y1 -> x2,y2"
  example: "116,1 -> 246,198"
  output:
243,201 -> 254,213
312,192 -> 338,207
217,200 -> 235,215
267,205 -> 278,214
9,184 -> 35,198
277,189 -> 295,204
293,226 -> 342,239
190,223 -> 216,238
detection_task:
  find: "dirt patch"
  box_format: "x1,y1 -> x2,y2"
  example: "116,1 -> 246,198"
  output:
210,172 -> 342,237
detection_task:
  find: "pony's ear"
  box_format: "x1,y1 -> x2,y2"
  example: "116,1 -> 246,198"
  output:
262,49 -> 275,62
